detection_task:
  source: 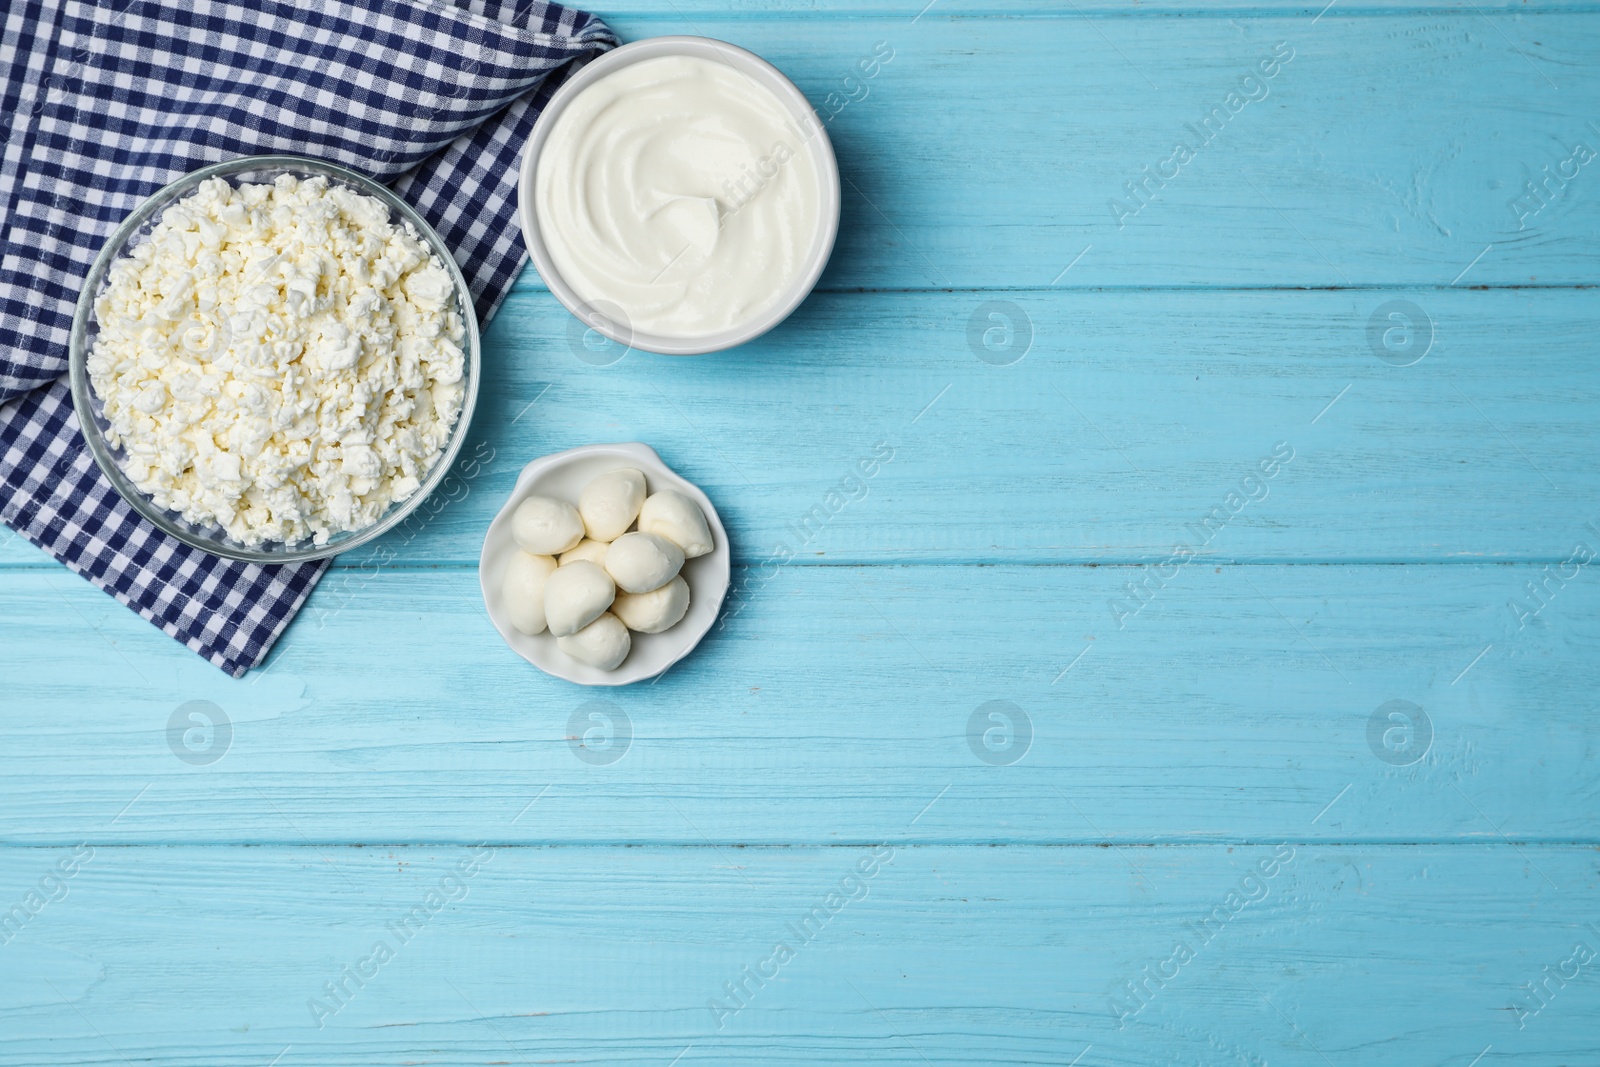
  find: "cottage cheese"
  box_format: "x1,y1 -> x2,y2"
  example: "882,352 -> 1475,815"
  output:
86,174 -> 466,546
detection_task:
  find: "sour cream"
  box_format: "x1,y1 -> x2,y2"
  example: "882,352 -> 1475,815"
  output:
534,54 -> 823,340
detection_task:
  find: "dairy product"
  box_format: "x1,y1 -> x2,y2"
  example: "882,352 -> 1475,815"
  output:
512,494 -> 585,555
543,559 -> 616,637
502,552 -> 559,635
557,612 -> 631,670
604,531 -> 684,594
495,467 -> 711,674
578,467 -> 645,540
86,174 -> 466,546
612,575 -> 690,634
559,539 -> 610,567
637,488 -> 713,557
535,55 -> 822,338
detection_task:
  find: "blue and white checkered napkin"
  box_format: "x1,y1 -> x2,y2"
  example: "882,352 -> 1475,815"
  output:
0,0 -> 615,675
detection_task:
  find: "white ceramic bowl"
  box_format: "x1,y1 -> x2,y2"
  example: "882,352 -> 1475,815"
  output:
480,444 -> 730,686
517,36 -> 841,356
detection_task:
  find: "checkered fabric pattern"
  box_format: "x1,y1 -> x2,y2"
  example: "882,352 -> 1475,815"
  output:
0,0 -> 615,675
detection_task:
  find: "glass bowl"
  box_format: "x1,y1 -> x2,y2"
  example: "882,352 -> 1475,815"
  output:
67,155 -> 481,564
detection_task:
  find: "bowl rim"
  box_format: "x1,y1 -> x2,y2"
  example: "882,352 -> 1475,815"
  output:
68,153 -> 483,564
478,442 -> 731,686
517,35 -> 842,357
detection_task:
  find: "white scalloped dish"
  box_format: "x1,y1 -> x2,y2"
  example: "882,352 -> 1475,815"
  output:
479,443 -> 730,685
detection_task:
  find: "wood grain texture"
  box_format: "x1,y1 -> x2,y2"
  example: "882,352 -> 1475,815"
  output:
8,286 -> 1591,570
509,11 -> 1600,290
1,845 -> 1596,1067
562,2 -> 1600,13
3,561 -> 1596,845
391,286 -> 1600,565
3,3 -> 1598,1065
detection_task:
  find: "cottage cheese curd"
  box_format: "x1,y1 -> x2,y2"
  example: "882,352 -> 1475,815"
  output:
86,174 -> 466,546
534,55 -> 823,339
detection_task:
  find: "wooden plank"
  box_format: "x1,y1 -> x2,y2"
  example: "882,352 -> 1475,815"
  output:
0,6 -> 1592,1067
498,10 -> 1600,289
0,843 -> 1595,1065
10,286 -> 1590,569
3,561 -> 1597,844
578,2 -> 1600,14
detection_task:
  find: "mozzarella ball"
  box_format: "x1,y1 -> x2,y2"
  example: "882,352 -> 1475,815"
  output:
579,468 -> 646,542
512,495 -> 584,555
637,489 -> 713,558
543,560 -> 615,637
612,575 -> 691,634
604,531 -> 684,594
500,552 -> 559,635
560,538 -> 610,568
557,612 -> 631,670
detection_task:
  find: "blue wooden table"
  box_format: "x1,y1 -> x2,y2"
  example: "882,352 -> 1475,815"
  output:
4,2 -> 1599,1064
